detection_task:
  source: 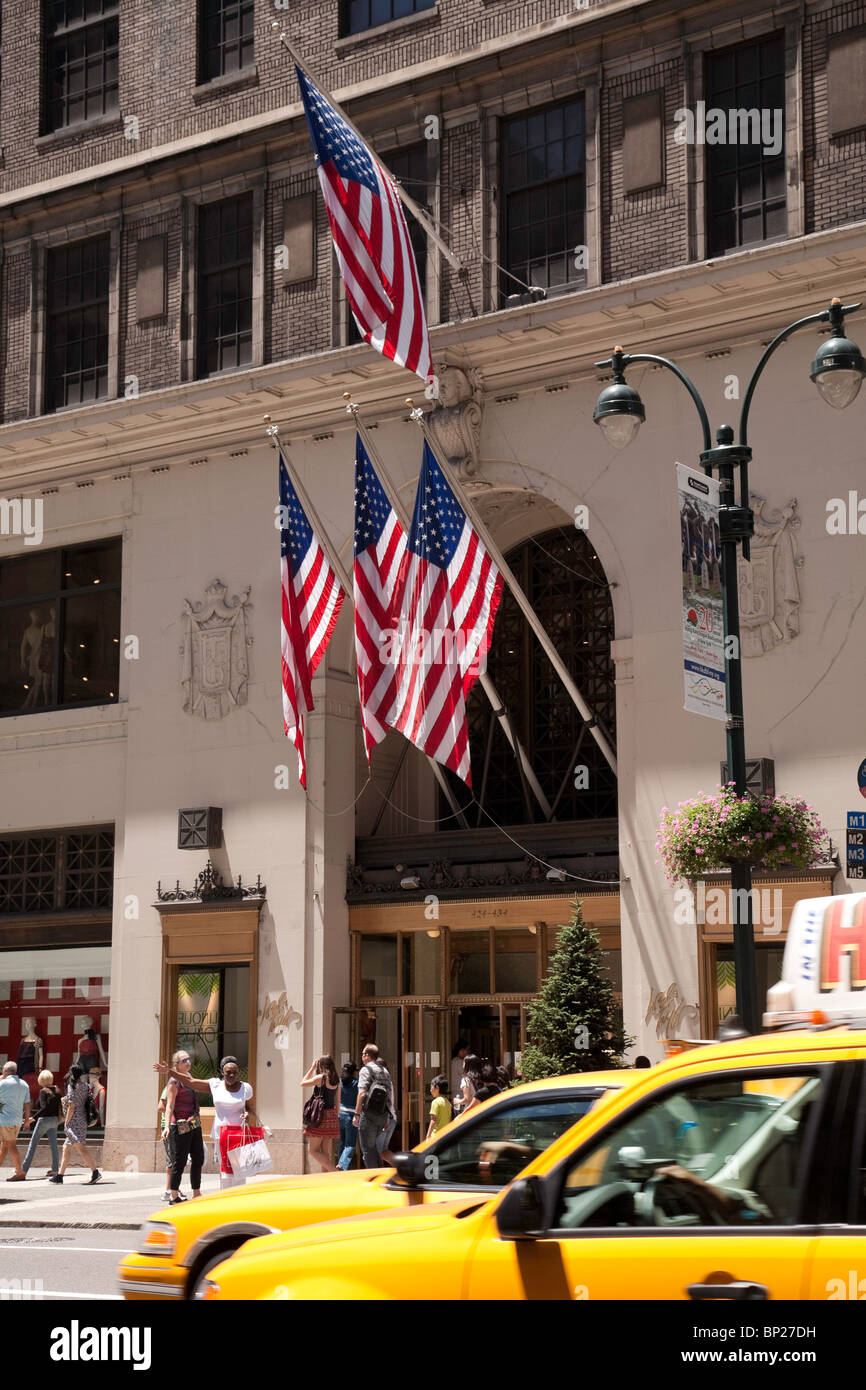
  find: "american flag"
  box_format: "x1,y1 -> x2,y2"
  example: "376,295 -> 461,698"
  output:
296,66 -> 433,384
388,443 -> 503,785
279,452 -> 345,787
353,434 -> 407,762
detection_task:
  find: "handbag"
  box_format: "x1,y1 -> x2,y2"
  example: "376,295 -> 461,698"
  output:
303,1083 -> 326,1129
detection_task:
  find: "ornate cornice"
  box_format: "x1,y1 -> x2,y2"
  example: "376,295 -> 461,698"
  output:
155,859 -> 266,906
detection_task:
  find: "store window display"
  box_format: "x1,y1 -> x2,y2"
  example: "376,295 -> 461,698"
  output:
0,949 -> 110,1126
17,1018 -> 44,1102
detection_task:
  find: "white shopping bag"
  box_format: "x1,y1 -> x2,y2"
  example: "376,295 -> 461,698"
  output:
228,1136 -> 274,1178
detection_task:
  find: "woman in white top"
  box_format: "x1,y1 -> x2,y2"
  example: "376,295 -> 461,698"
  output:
154,1055 -> 264,1189
456,1053 -> 483,1117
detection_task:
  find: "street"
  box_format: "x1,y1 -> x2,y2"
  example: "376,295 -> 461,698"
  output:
0,1168 -> 266,1301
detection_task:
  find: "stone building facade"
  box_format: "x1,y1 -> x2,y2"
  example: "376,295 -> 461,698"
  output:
0,0 -> 864,1170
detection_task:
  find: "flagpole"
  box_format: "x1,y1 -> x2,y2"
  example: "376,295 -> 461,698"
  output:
343,395 -> 555,821
270,22 -> 462,273
264,417 -> 471,830
405,400 -> 619,779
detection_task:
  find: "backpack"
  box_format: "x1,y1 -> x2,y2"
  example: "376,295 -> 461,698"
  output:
363,1064 -> 391,1120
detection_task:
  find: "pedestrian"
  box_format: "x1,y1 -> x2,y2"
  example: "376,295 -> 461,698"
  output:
0,1061 -> 31,1182
153,1055 -> 264,1189
353,1044 -> 396,1169
51,1065 -> 100,1184
450,1038 -> 468,1100
454,1053 -> 483,1117
22,1069 -> 61,1178
162,1050 -> 205,1204
426,1075 -> 451,1141
302,1056 -> 341,1171
336,1060 -> 359,1171
461,1059 -> 500,1116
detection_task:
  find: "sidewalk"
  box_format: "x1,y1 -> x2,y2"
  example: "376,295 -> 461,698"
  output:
0,1169 -> 293,1229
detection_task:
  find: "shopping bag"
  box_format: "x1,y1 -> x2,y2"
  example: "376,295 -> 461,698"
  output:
229,1136 -> 274,1178
220,1124 -> 271,1177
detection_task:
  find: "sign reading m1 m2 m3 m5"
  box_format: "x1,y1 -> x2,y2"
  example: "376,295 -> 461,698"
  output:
677,463 -> 726,721
847,809 -> 866,880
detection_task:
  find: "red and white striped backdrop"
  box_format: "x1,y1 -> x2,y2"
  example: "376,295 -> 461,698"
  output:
0,976 -> 110,1101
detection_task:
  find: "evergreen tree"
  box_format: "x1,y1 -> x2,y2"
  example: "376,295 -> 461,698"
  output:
520,900 -> 631,1080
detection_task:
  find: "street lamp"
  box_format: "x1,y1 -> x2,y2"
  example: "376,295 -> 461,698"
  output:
593,298 -> 864,1034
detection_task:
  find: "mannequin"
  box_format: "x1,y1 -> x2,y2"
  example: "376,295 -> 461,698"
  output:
87,1073 -> 106,1127
76,1017 -> 108,1076
20,612 -> 50,708
17,1018 -> 44,1103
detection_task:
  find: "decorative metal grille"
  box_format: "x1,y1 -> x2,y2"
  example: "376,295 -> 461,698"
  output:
196,195 -> 254,377
198,0 -> 254,84
0,828 -> 114,915
706,34 -> 786,256
446,526 -> 617,825
44,0 -> 119,133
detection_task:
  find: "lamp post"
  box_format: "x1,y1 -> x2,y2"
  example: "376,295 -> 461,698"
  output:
593,298 -> 865,1034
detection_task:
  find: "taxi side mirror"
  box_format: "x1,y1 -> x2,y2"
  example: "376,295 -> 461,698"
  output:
391,1151 -> 427,1186
494,1176 -> 547,1241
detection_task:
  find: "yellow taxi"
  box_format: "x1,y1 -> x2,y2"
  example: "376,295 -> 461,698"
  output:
118,1069 -> 639,1299
198,1029 -> 866,1300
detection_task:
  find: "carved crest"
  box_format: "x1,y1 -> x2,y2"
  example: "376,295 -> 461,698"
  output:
736,495 -> 803,657
180,578 -> 252,719
427,362 -> 484,478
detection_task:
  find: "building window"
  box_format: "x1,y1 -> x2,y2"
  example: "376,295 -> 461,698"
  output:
44,235 -> 111,413
346,143 -> 428,345
340,0 -> 435,38
44,0 -> 119,133
0,538 -> 121,716
196,194 -> 254,377
0,946 -> 112,1125
705,34 -> 786,256
197,0 -> 254,84
500,98 -> 586,305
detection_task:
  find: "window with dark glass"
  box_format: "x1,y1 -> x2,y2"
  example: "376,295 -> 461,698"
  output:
196,194 -> 253,377
445,527 -> 617,825
44,236 -> 111,413
346,143 -> 428,345
197,0 -> 254,84
0,539 -> 121,715
500,99 -> 586,304
706,34 -> 786,256
44,0 -> 119,133
340,0 -> 435,39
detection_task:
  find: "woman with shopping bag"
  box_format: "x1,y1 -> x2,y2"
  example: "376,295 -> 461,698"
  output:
301,1056 -> 340,1171
154,1055 -> 267,1190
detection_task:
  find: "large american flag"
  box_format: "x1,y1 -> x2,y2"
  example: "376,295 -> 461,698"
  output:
279,452 -> 344,787
296,66 -> 433,384
353,434 -> 407,762
388,443 -> 503,785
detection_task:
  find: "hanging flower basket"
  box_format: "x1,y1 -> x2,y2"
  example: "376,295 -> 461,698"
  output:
656,786 -> 828,884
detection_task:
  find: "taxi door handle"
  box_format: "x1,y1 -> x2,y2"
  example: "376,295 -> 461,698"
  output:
687,1280 -> 769,1301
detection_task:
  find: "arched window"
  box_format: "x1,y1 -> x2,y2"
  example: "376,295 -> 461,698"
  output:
447,526 -> 617,825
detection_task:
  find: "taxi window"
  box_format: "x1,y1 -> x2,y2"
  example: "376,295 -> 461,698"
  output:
556,1073 -> 821,1230
429,1096 -> 598,1189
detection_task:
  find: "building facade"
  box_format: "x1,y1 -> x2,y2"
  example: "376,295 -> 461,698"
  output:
0,0 -> 864,1170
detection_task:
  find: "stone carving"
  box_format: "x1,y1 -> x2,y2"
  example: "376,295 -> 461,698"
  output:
427,363 -> 484,478
645,983 -> 699,1039
736,495 -> 802,657
181,579 -> 252,718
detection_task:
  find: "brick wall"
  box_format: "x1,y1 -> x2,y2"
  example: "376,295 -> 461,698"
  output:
601,58 -> 688,282
439,123 -> 484,324
803,0 -> 866,233
119,211 -> 183,397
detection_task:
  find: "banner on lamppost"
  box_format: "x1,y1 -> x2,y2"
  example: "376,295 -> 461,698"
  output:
677,463 -> 726,721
